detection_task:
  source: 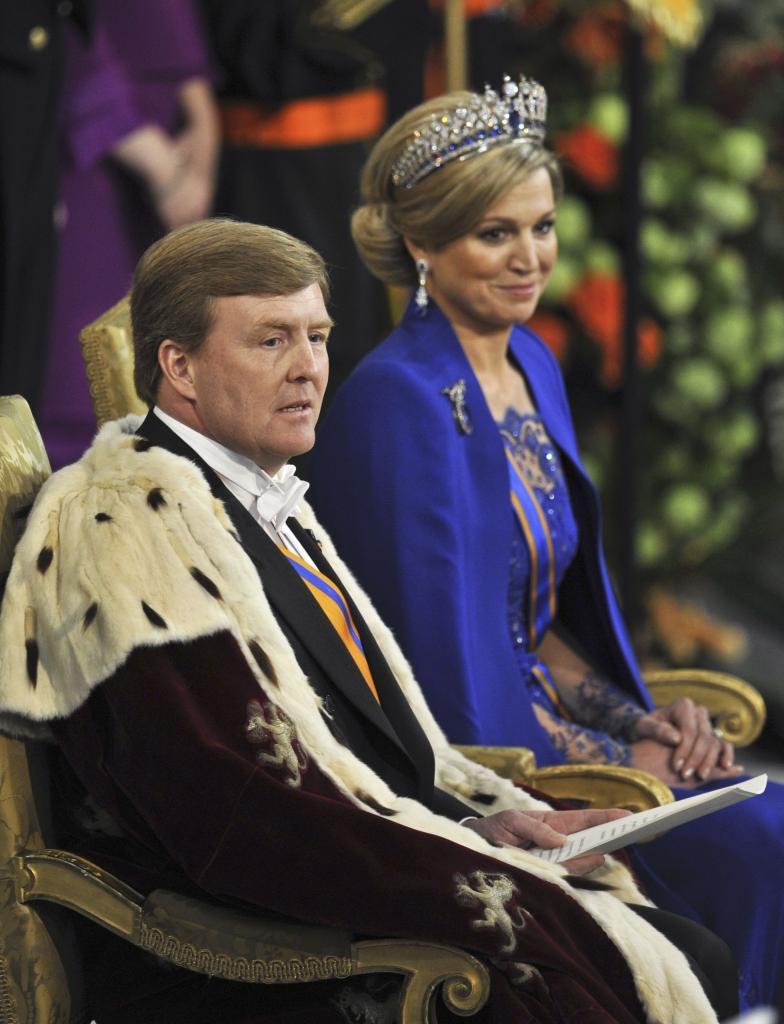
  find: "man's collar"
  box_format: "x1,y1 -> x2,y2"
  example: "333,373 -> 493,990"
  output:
152,407 -> 308,529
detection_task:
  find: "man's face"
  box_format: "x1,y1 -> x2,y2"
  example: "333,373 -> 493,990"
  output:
184,285 -> 331,473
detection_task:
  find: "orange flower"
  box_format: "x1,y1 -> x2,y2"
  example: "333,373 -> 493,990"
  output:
563,2 -> 627,68
528,310 -> 570,361
554,125 -> 619,190
638,318 -> 663,369
568,273 -> 623,347
567,272 -> 662,387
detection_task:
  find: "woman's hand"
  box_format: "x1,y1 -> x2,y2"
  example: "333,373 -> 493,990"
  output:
464,807 -> 631,875
176,78 -> 221,186
631,697 -> 741,784
111,124 -> 213,228
110,78 -> 218,230
152,149 -> 214,229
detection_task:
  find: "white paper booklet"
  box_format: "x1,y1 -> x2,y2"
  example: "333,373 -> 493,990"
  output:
529,773 -> 768,864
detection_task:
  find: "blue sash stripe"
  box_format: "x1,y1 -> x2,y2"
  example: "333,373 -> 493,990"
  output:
280,546 -> 381,703
503,439 -> 557,651
286,557 -> 365,650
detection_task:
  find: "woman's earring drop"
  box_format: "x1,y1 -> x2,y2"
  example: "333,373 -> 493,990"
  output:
415,259 -> 429,316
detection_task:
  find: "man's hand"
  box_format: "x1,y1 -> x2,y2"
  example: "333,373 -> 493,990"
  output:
633,697 -> 740,783
464,808 -> 631,875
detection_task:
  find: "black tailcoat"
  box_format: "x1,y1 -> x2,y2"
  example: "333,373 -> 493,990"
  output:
137,412 -> 472,820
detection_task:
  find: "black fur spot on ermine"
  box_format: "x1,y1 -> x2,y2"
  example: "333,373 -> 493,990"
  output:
356,792 -> 396,816
248,640 -> 278,687
190,567 -> 221,600
565,876 -> 613,892
147,488 -> 166,511
133,437 -> 152,453
25,639 -> 39,687
141,601 -> 167,628
82,602 -> 99,630
470,791 -> 497,806
37,547 -> 53,574
95,512 -> 112,522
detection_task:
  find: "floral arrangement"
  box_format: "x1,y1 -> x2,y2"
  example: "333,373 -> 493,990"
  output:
623,0 -> 703,45
504,0 -> 783,585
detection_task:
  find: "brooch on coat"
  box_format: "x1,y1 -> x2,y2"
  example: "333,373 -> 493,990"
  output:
441,379 -> 473,435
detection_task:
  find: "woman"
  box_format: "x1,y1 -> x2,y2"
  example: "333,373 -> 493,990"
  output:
39,0 -> 218,468
308,78 -> 784,1010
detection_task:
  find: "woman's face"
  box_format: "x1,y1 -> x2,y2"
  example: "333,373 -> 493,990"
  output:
414,167 -> 558,335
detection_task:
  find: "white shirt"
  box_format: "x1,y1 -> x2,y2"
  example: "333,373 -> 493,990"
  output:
152,407 -> 314,565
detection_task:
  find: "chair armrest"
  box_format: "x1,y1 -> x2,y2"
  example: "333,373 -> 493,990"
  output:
644,669 -> 766,747
528,765 -> 674,813
453,744 -> 536,781
354,939 -> 489,1023
454,744 -> 672,813
12,850 -> 143,941
12,849 -> 490,1020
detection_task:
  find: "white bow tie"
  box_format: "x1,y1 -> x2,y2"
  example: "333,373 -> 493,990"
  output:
254,468 -> 310,531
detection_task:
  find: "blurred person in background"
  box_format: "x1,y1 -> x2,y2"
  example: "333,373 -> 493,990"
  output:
38,0 -> 218,468
308,79 -> 784,1012
0,0 -> 91,411
201,0 -> 431,407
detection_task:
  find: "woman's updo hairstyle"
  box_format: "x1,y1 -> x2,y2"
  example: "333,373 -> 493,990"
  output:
352,89 -> 562,288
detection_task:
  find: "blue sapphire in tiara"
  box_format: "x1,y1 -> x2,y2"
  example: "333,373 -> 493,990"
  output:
390,74 -> 548,190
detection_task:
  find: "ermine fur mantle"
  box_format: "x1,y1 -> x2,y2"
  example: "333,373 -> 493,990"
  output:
0,416 -> 716,1022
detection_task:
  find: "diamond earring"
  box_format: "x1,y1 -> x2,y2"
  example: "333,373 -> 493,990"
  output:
415,258 -> 429,316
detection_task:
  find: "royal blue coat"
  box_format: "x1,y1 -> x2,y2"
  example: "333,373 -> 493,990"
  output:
309,299 -> 653,760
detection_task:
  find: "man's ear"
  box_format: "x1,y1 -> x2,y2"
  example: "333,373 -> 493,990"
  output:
158,339 -> 197,400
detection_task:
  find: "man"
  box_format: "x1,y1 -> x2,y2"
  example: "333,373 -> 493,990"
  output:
0,0 -> 92,410
0,220 -> 736,1022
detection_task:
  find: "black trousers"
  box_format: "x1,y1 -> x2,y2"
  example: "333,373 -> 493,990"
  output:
631,903 -> 740,1020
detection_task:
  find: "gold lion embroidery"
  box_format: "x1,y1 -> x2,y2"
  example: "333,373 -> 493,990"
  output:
245,699 -> 308,787
507,962 -> 543,987
454,870 -> 529,954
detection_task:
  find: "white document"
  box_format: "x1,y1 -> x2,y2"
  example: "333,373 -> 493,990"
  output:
529,773 -> 768,864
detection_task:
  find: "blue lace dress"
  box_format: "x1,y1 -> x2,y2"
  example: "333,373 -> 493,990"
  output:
500,407 -> 784,1012
501,408 -> 642,764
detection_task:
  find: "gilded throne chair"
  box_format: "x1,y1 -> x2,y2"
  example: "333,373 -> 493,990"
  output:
0,395 -> 494,1024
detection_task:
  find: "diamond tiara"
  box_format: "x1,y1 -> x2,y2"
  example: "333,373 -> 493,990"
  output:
390,75 -> 548,191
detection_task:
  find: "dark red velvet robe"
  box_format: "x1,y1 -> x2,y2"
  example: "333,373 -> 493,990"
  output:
52,630 -> 647,1023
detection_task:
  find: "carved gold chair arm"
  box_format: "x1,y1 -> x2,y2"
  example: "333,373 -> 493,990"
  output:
11,850 -> 489,1022
354,940 -> 489,1023
644,669 -> 766,748
79,295 -> 146,428
453,744 -> 536,781
527,765 -> 674,813
455,745 -> 673,813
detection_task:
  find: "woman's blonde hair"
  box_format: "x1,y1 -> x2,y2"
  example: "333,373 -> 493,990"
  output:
352,91 -> 562,288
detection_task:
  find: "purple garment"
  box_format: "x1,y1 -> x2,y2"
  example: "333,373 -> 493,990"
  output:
40,0 -> 211,469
